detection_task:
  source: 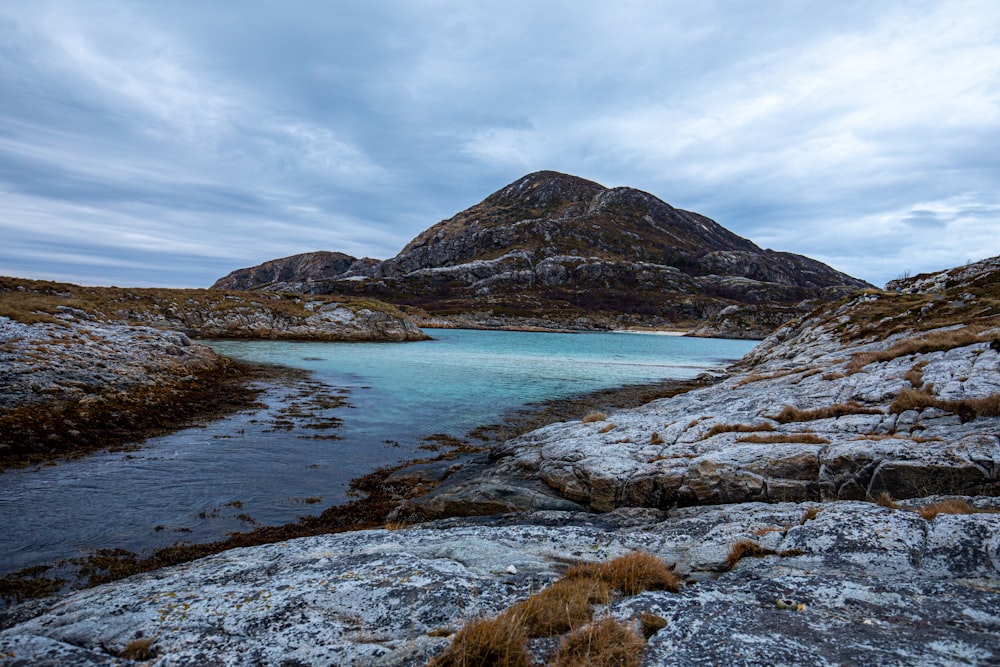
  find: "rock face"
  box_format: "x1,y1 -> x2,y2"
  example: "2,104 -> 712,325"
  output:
213,171 -> 871,335
212,251 -> 379,291
1,502 -> 998,666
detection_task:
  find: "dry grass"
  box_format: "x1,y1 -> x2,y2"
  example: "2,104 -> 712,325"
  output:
565,552 -> 682,596
649,431 -> 663,445
917,499 -> 999,520
725,541 -> 802,571
736,433 -> 830,445
582,412 -> 607,423
550,617 -> 645,667
504,577 -> 610,637
704,422 -> 775,438
890,388 -> 1000,422
875,492 -> 900,509
638,612 -> 668,639
770,401 -> 882,424
598,423 -> 617,434
427,615 -> 534,667
848,325 -> 994,373
800,507 -> 820,524
120,637 -> 156,661
429,552 -> 678,665
903,361 -> 928,389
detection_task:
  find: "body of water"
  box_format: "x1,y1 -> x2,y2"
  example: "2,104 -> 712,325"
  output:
0,329 -> 756,574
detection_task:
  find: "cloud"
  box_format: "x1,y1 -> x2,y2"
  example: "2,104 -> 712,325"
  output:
0,0 -> 998,288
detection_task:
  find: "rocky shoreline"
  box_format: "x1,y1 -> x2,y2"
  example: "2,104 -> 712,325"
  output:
1,257 -> 998,665
0,277 -> 428,468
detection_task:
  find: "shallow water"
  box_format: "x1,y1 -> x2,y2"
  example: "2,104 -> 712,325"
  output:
0,329 -> 755,574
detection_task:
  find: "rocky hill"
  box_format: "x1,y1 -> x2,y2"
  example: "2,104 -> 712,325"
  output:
212,251 -> 379,291
3,257 -> 996,665
213,171 -> 871,334
0,277 -> 426,342
0,277 -> 426,468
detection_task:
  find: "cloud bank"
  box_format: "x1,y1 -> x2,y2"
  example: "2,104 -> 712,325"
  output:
1,0 -> 998,287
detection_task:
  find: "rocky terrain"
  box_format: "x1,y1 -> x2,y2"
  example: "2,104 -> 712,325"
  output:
213,171 -> 871,335
0,277 -> 426,342
0,277 -> 426,467
1,256 -> 997,665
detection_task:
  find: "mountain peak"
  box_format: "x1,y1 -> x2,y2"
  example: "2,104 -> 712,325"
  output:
485,170 -> 606,209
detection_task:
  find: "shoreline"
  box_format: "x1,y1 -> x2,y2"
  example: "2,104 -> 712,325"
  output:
0,372 -> 719,607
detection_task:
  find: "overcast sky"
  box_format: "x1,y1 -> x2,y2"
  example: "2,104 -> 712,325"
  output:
1,1 -> 998,288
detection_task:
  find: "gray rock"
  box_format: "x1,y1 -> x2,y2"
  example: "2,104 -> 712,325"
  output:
2,501 -> 998,666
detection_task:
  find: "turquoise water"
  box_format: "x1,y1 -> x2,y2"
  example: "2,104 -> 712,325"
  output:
0,329 -> 756,574
207,329 -> 755,439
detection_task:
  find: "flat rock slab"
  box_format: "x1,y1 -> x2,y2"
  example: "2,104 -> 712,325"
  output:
2,501 -> 998,666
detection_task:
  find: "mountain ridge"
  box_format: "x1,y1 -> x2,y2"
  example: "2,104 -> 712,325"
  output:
213,171 -> 872,335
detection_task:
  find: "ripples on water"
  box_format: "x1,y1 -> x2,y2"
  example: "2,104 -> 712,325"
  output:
0,329 -> 756,573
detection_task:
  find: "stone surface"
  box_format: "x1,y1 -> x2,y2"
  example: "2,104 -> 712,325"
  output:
2,501 -> 998,666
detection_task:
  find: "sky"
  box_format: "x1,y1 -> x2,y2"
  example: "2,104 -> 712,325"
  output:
1,1 -> 998,288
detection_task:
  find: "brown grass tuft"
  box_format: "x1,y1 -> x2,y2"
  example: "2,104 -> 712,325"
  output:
725,540 -> 777,570
427,615 -> 534,667
582,412 -> 607,423
504,577 -> 610,637
550,617 -> 646,667
565,551 -> 681,596
736,433 -> 830,445
875,492 -> 900,509
638,612 -> 668,639
649,431 -> 664,445
800,507 -> 820,524
917,498 -> 999,520
704,422 -> 775,438
890,388 -> 1000,422
598,422 -> 617,434
848,325 -> 993,373
770,401 -> 882,424
121,637 -> 156,661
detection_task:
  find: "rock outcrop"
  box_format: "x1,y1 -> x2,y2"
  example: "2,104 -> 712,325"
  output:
212,251 -> 379,291
213,171 -> 871,336
0,277 -> 427,342
1,501 -> 997,665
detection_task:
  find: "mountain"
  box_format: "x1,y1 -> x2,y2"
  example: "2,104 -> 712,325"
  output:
212,171 -> 871,334
213,251 -> 378,291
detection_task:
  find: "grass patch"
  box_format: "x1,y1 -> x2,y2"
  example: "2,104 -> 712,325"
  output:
847,325 -> 994,373
725,541 -> 803,571
770,401 -> 882,424
649,431 -> 663,445
736,433 -> 829,445
504,577 -> 610,637
429,552 -> 676,665
550,617 -> 645,667
873,493 -> 998,520
704,422 -> 775,438
564,551 -> 681,596
427,614 -> 534,667
890,388 -> 1000,422
598,422 -> 617,434
120,637 -> 157,661
582,412 -> 607,423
